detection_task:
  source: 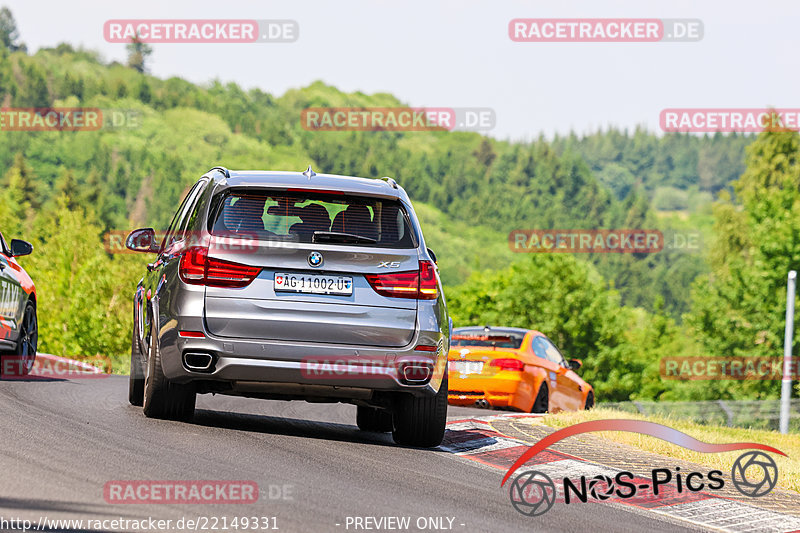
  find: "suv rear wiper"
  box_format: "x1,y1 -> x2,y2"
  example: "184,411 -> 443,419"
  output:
313,231 -> 377,245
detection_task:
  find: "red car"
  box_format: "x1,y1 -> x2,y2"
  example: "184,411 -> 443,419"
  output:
0,231 -> 37,375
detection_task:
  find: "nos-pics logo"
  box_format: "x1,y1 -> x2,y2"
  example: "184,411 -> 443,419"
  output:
501,419 -> 783,517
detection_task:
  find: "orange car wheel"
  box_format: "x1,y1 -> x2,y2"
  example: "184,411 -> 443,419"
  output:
532,383 -> 548,413
584,391 -> 594,410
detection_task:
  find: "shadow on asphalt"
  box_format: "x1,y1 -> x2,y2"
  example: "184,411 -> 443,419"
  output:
0,496 -> 143,531
0,497 -> 110,514
189,408 -> 448,452
0,377 -> 67,382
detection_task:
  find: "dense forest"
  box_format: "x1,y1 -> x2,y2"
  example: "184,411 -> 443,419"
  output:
0,9 -> 796,403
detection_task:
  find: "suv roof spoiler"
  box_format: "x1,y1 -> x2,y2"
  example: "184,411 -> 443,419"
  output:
209,166 -> 230,179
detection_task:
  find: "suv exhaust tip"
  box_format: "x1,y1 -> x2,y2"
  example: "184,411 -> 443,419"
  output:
398,362 -> 433,385
183,352 -> 215,372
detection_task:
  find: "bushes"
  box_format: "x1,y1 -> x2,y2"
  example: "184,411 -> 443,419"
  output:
446,255 -> 658,401
18,197 -> 139,372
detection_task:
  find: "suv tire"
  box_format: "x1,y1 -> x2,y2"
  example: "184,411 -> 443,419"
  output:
2,300 -> 38,376
128,324 -> 145,406
392,374 -> 448,447
142,326 -> 195,421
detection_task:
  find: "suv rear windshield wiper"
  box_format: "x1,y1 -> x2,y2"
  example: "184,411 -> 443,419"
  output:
312,231 -> 377,245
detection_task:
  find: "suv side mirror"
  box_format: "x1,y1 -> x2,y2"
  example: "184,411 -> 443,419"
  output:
427,247 -> 438,264
9,239 -> 32,257
126,228 -> 160,253
568,359 -> 582,371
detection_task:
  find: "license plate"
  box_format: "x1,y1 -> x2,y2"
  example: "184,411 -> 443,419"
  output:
451,361 -> 484,375
274,273 -> 353,295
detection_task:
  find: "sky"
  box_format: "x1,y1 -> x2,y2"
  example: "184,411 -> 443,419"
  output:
5,0 -> 799,140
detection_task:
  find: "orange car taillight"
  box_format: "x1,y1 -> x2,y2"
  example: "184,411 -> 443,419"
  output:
490,358 -> 525,371
365,260 -> 438,300
179,246 -> 261,288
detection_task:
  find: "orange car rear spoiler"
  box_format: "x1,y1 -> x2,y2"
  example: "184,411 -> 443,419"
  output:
451,334 -> 514,343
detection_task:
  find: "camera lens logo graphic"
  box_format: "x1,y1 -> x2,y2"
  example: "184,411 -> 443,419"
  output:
731,451 -> 778,497
587,474 -> 615,500
508,471 -> 556,516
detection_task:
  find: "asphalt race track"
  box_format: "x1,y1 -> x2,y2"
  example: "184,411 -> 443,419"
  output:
0,376 -> 706,533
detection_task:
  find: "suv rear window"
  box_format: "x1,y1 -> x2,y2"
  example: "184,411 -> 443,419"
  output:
210,190 -> 417,248
451,328 -> 525,349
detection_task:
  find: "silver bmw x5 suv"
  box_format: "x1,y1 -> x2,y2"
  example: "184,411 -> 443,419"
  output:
126,166 -> 451,447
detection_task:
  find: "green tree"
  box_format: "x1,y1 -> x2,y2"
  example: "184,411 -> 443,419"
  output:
686,128 -> 800,399
446,255 -> 652,401
0,163 -> 31,237
13,61 -> 49,106
136,77 -> 152,103
126,35 -> 153,73
25,197 -> 138,368
54,168 -> 79,209
0,7 -> 20,51
3,153 -> 38,208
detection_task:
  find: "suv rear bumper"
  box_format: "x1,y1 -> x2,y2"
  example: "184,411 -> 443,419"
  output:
160,332 -> 447,398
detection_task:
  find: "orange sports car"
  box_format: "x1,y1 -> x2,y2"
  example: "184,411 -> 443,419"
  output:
447,326 -> 594,413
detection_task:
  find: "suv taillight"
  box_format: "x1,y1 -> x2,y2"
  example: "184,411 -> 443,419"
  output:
419,260 -> 438,299
365,260 -> 438,300
179,246 -> 261,288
